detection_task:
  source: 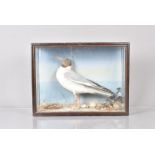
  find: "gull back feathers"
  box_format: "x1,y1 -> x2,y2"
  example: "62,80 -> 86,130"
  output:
64,70 -> 115,97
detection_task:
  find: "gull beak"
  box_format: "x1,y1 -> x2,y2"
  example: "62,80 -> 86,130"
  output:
53,56 -> 64,62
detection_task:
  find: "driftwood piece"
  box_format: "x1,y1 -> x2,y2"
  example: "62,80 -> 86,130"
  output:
44,104 -> 63,109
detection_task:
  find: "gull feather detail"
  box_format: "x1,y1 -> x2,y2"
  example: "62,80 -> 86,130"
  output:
64,70 -> 114,97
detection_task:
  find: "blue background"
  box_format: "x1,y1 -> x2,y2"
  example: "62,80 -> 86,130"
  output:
35,46 -> 125,104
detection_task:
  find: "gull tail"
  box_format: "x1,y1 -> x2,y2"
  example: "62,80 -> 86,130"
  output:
96,87 -> 115,98
87,80 -> 115,98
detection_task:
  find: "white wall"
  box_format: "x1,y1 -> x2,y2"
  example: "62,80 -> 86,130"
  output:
0,25 -> 155,108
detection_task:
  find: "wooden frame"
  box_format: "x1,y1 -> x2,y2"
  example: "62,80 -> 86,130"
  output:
32,42 -> 129,116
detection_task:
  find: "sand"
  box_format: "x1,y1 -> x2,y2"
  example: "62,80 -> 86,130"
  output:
37,102 -> 125,113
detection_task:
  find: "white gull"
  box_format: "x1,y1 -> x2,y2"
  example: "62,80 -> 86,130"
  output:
55,56 -> 115,107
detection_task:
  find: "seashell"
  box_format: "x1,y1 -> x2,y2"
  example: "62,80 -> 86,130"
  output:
81,104 -> 87,108
89,102 -> 97,108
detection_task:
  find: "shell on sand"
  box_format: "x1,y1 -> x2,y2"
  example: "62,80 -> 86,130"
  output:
88,102 -> 97,108
80,104 -> 88,108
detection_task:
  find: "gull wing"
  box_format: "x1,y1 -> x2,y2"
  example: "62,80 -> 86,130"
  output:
64,70 -> 114,95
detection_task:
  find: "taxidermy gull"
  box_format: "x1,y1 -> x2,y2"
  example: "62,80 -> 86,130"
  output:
55,56 -> 115,107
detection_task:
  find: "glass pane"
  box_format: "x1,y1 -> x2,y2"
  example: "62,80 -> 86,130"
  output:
35,46 -> 126,113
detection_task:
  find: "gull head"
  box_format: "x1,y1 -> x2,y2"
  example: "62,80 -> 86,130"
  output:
54,56 -> 72,68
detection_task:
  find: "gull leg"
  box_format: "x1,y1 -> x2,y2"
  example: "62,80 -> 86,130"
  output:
74,94 -> 80,108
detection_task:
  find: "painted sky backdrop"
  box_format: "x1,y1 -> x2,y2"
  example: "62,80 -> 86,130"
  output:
35,46 -> 125,104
